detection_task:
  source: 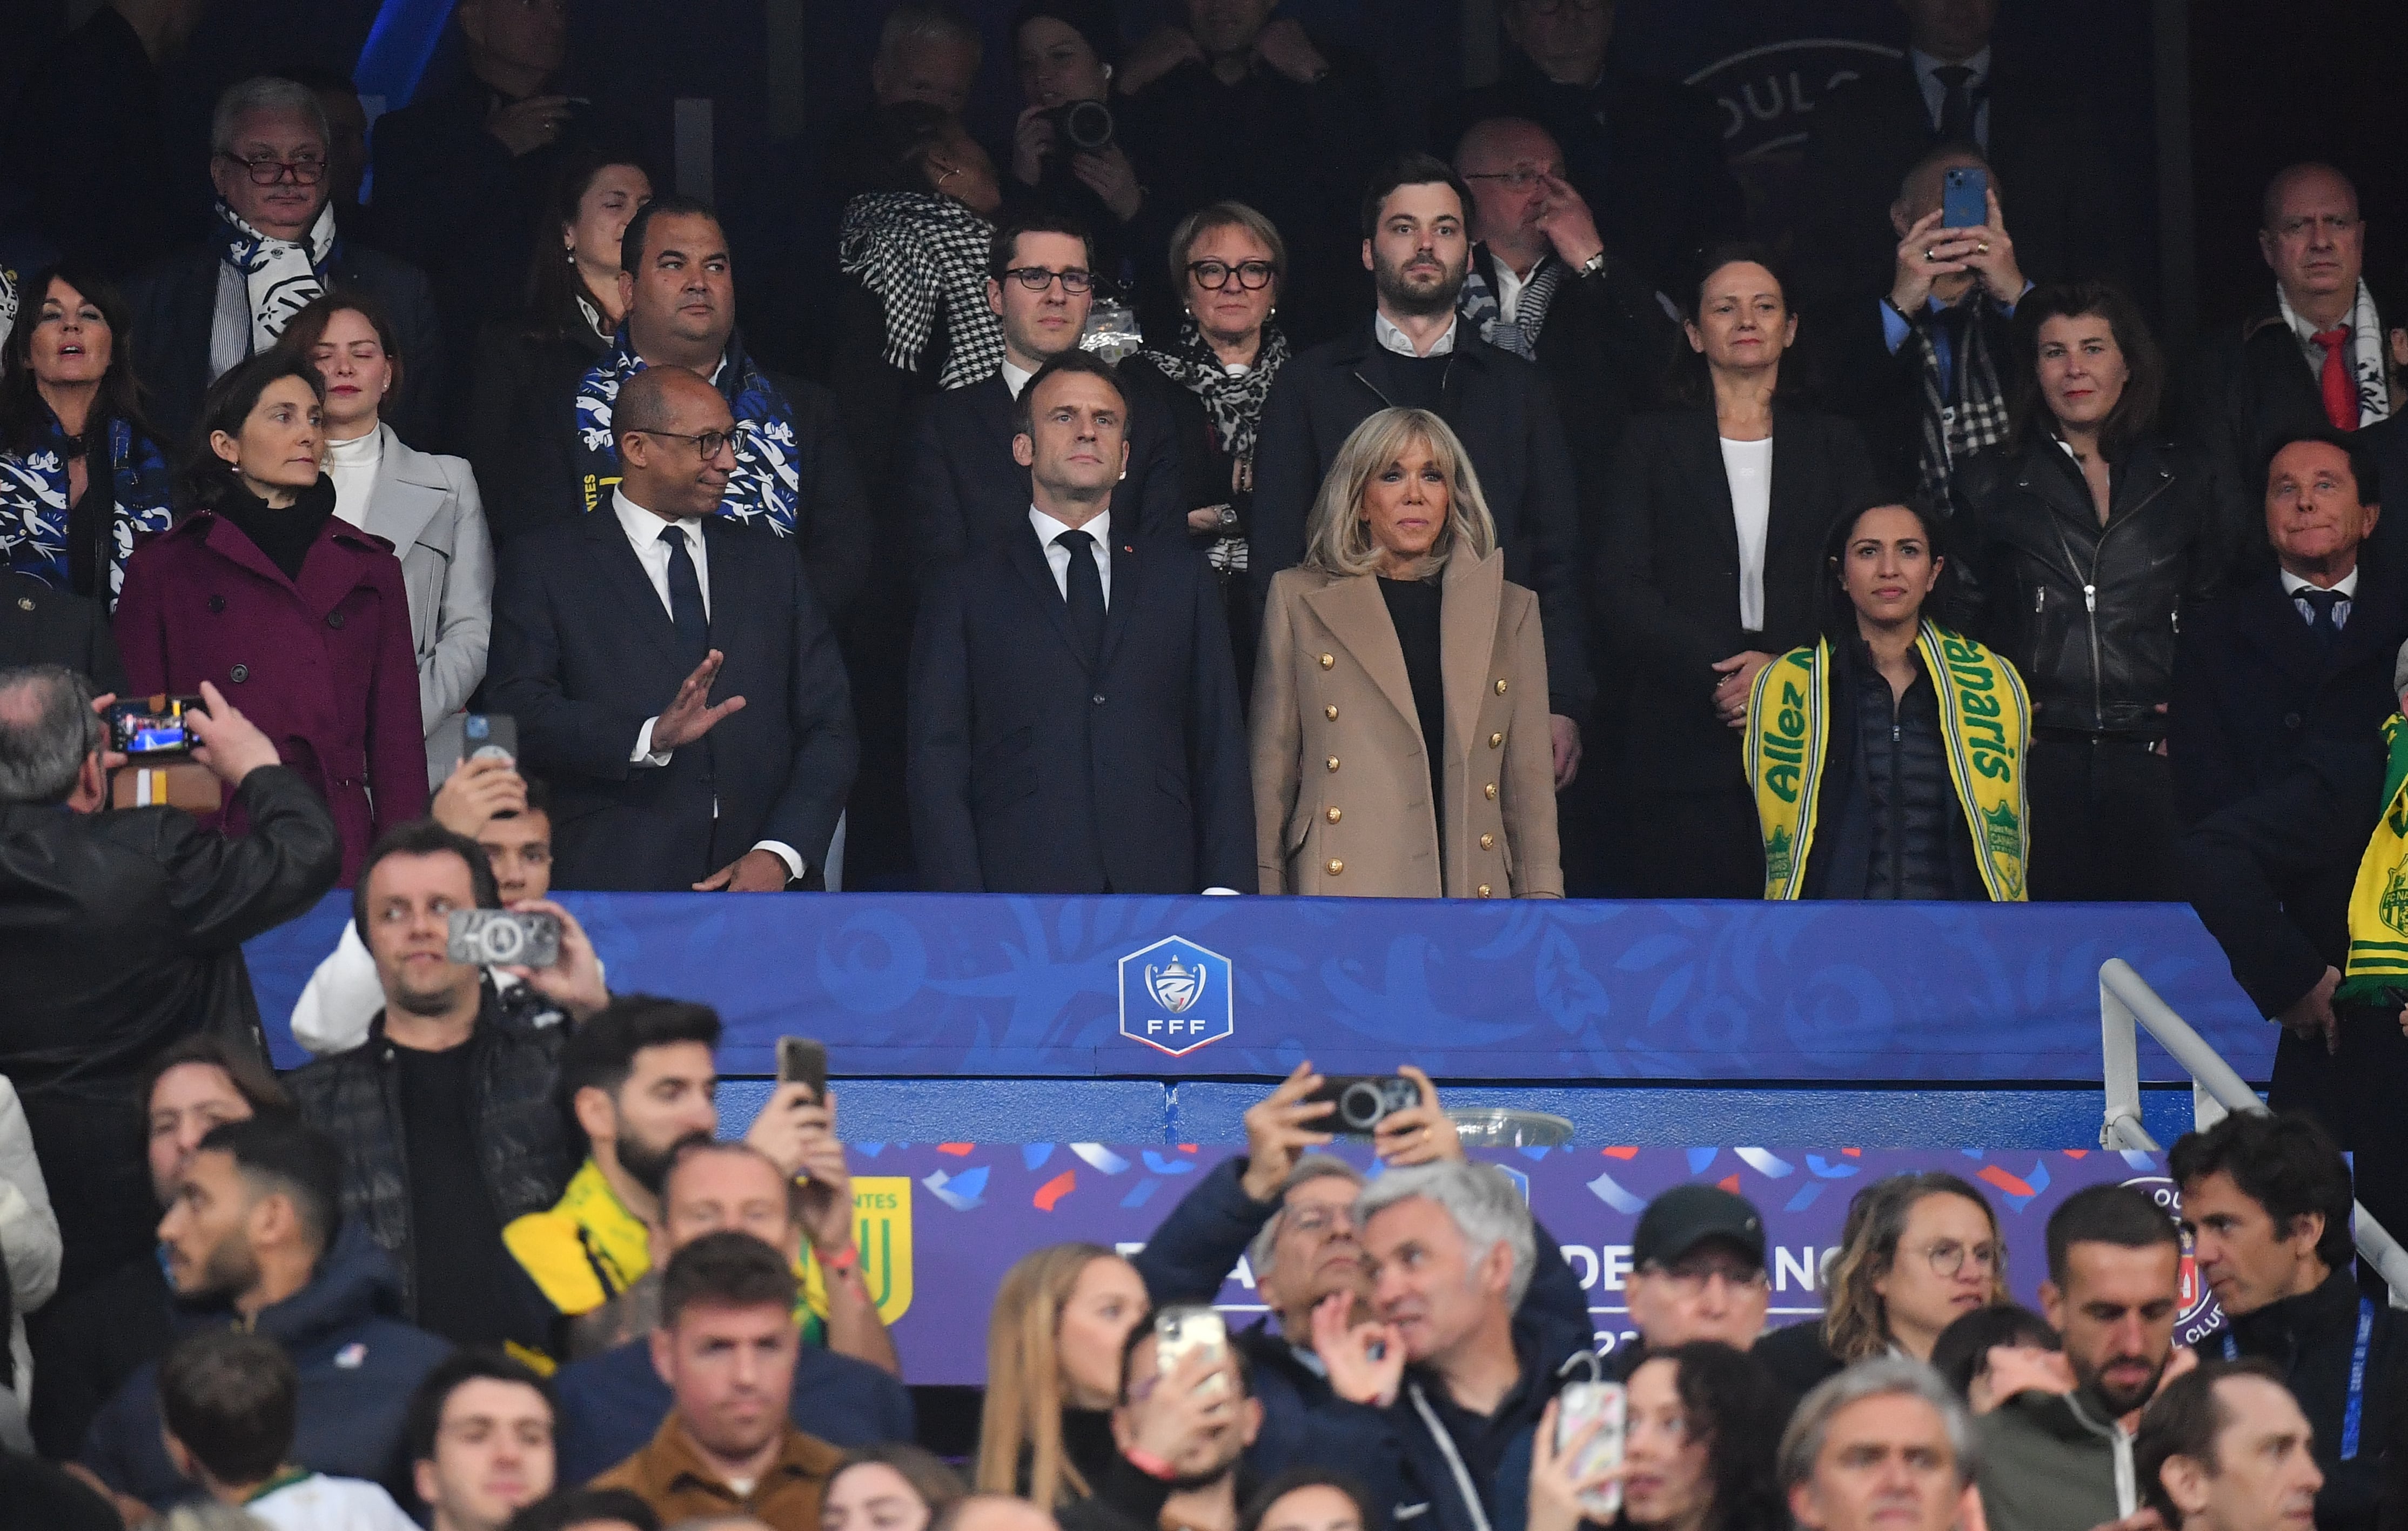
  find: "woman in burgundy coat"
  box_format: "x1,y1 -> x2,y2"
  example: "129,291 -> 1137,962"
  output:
115,351 -> 428,884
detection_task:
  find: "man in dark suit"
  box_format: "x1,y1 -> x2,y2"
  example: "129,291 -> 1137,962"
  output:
902,211 -> 1185,576
512,196 -> 871,623
1250,152 -> 1592,788
487,365 -> 857,893
125,76 -> 445,446
2188,165 -> 2396,509
2176,430 -> 2408,1242
1428,0 -> 1742,297
910,350 -> 1250,894
0,573 -> 127,692
1792,0 -> 2125,315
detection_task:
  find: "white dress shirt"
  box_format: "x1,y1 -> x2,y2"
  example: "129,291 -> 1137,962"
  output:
1721,436 -> 1775,633
1373,311 -> 1458,358
1911,45 -> 1993,146
1493,260 -> 1533,324
1001,358 -> 1036,398
2282,565 -> 2359,629
1031,504 -> 1112,606
613,487 -> 803,881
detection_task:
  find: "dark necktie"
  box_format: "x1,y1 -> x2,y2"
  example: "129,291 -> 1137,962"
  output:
658,524 -> 709,669
2298,587 -> 2347,650
1933,64 -> 1978,144
1934,302 -> 1974,404
1056,527 -> 1106,668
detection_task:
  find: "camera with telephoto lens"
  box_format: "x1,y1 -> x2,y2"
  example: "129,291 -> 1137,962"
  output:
447,908 -> 561,968
1045,98 -> 1115,154
1306,1074 -> 1423,1135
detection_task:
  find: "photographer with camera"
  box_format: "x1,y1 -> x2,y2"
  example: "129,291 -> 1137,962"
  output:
286,818 -> 608,1351
290,752 -> 569,1056
0,670 -> 338,1341
1008,2 -> 1162,309
1129,1063 -> 1591,1477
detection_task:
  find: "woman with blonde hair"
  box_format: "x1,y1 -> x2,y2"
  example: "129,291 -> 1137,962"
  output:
1755,1171 -> 2008,1394
1252,406 -> 1559,899
975,1242 -> 1148,1506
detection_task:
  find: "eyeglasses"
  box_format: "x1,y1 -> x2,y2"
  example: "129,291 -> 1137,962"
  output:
1284,1205 -> 1358,1238
638,428 -> 733,459
1913,1240 -> 2000,1278
1188,259 -> 1276,292
1002,266 -> 1095,294
1463,168 -> 1560,193
1644,1260 -> 1769,1299
217,152 -> 328,186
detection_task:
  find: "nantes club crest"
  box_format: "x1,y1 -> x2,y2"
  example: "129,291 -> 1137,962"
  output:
1119,935 -> 1235,1057
806,1177 -> 913,1325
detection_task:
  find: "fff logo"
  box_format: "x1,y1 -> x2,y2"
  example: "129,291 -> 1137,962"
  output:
1119,935 -> 1235,1057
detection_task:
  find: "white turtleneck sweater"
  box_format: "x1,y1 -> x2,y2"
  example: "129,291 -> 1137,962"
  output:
324,427 -> 383,530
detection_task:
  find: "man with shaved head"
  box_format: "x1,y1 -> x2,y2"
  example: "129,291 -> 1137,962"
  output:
2192,164 -> 2396,494
488,360 -> 858,892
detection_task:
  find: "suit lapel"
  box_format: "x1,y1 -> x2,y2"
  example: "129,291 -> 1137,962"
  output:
2239,573 -> 2327,688
973,374 -> 1018,458
1005,522 -> 1089,668
1685,415 -> 1742,565
585,512 -> 685,668
362,425 -> 446,556
1439,550 -> 1504,759
1098,532 -> 1139,674
1304,576 -> 1420,737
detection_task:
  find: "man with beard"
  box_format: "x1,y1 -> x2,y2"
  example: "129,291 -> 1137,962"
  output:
78,1113 -> 452,1513
1976,1184 -> 2187,1531
502,997 -> 870,1365
1058,1312 -> 1263,1531
287,820 -> 612,1352
1249,152 -> 1591,788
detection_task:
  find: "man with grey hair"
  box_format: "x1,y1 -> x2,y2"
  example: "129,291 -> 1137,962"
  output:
1130,1063 -> 1588,1481
0,672 -> 338,1343
128,74 -> 444,442
1781,1357 -> 1980,1531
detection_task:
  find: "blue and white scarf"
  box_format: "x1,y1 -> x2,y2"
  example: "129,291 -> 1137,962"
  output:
1458,251 -> 1566,360
573,329 -> 802,532
0,416 -> 174,605
213,198 -> 338,355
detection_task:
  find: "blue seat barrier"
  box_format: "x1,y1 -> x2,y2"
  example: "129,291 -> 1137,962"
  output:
249,892 -> 2266,1083
785,1143 -> 2227,1386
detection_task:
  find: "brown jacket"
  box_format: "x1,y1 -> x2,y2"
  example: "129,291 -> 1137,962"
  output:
1251,550 -> 1561,898
591,1413 -> 842,1531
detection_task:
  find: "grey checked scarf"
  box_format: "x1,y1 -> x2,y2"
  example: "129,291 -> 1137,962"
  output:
1910,296 -> 2013,511
838,191 -> 1006,390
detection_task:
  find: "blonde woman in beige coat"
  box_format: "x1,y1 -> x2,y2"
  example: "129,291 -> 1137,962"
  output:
1252,407 -> 1561,898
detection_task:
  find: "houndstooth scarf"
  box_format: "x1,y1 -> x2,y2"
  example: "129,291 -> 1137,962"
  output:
212,198 -> 337,355
2278,278 -> 2392,429
1457,251 -> 1566,360
838,191 -> 1006,390
574,330 -> 802,533
1910,296 -> 2013,512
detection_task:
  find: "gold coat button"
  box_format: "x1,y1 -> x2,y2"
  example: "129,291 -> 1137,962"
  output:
1494,679 -> 1508,694
1326,756 -> 1340,772
1484,783 -> 1498,800
1327,859 -> 1345,876
1319,653 -> 1334,669
1325,705 -> 1339,720
1489,732 -> 1504,748
1477,884 -> 1493,898
1480,833 -> 1495,850
1326,807 -> 1342,824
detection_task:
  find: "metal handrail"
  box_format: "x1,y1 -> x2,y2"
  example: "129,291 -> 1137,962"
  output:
2099,958 -> 2408,1303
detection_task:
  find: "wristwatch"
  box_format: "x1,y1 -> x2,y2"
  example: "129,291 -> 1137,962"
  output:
1575,251 -> 1608,279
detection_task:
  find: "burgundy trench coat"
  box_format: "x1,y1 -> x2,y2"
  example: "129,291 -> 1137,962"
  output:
114,511 -> 431,885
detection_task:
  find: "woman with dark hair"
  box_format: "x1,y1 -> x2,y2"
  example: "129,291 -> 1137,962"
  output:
837,101 -> 1009,403
112,352 -> 427,884
1741,500 -> 2031,901
823,1443 -> 969,1531
1929,1303 -> 2064,1413
1531,1341 -> 1788,1531
1599,245 -> 1880,897
465,152 -> 653,545
1240,1470 -> 1377,1531
1957,279 -> 2243,900
276,291 -> 491,785
0,263 -> 175,607
1008,0 -> 1159,305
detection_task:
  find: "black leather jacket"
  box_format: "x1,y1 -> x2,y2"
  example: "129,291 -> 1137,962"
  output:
1959,434 -> 2240,736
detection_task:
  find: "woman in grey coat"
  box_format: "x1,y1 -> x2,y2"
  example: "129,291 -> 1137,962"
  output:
278,292 -> 492,784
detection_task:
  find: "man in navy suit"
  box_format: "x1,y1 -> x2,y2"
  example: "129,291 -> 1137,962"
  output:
902,211 -> 1186,575
487,365 -> 856,892
2175,429 -> 2408,1246
909,350 -> 1251,894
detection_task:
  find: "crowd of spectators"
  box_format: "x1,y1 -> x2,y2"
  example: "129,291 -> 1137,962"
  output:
0,0 -> 2406,1527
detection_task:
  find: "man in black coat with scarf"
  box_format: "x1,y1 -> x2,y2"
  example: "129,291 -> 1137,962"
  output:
1250,153 -> 1592,787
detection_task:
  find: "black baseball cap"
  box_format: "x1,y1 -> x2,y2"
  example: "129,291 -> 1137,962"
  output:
1632,1184 -> 1767,1269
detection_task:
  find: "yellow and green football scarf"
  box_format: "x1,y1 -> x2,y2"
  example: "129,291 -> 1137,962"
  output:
1746,623 -> 2030,901
2339,713 -> 2408,1001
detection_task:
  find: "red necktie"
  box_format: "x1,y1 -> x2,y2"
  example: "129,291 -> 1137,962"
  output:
2312,326 -> 2360,430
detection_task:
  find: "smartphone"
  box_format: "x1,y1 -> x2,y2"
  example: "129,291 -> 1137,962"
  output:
1558,1378 -> 1628,1520
109,694 -> 205,756
777,1037 -> 828,1104
1941,165 -> 1988,231
463,713 -> 518,764
447,908 -> 562,967
1155,1307 -> 1228,1397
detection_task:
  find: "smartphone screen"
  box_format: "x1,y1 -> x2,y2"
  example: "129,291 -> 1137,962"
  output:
110,696 -> 204,756
777,1037 -> 828,1103
1155,1308 -> 1228,1396
1942,166 -> 1988,230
